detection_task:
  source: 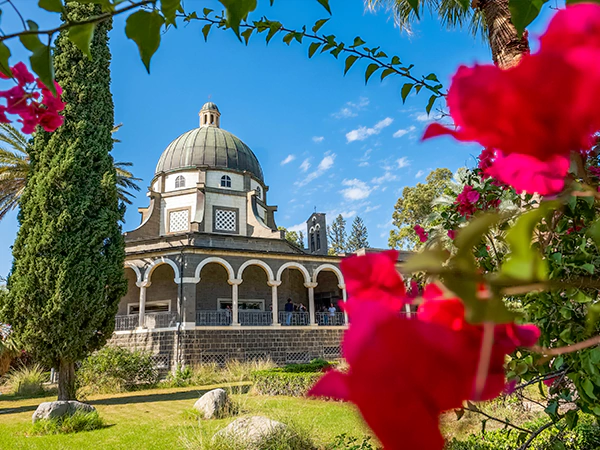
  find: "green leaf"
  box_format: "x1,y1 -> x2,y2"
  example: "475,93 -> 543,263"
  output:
38,0 -> 64,13
425,94 -> 436,114
315,0 -> 332,14
30,45 -> 54,93
582,263 -> 595,275
19,22 -> 44,53
312,18 -> 329,33
381,68 -> 395,80
218,0 -> 257,38
509,0 -> 549,37
424,73 -> 439,82
203,8 -> 213,16
0,42 -> 11,78
401,83 -> 413,103
125,10 -> 165,73
283,32 -> 294,45
69,23 -> 95,60
344,55 -> 358,75
583,378 -> 598,400
265,22 -> 281,44
391,55 -> 401,65
364,63 -> 379,84
403,249 -> 448,273
457,0 -> 470,9
330,43 -> 344,58
308,42 -> 321,58
161,0 -> 180,27
241,28 -> 253,45
351,36 -> 366,48
202,24 -> 212,42
407,0 -> 420,19
574,291 -> 592,303
501,202 -> 557,282
587,219 -> 600,248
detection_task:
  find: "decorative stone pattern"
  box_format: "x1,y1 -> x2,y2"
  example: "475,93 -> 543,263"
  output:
169,209 -> 189,233
214,208 -> 237,232
108,328 -> 344,371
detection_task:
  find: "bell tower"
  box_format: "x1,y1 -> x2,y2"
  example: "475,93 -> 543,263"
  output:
199,102 -> 221,128
306,212 -> 328,255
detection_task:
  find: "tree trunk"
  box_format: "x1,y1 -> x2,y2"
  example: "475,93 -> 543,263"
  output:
477,0 -> 530,69
58,358 -> 76,401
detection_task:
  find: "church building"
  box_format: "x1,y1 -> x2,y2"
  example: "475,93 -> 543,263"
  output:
109,102 -> 372,370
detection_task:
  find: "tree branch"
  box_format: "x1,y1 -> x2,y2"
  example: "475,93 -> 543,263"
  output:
0,0 -> 154,43
531,335 -> 600,356
519,420 -> 556,450
464,404 -> 532,434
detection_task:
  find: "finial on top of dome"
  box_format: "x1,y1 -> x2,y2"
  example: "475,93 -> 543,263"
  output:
199,101 -> 221,128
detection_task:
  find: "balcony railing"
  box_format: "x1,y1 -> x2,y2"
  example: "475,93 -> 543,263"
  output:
315,312 -> 346,326
196,310 -> 231,326
239,311 -> 273,326
145,312 -> 177,329
115,315 -> 139,331
278,311 -> 310,326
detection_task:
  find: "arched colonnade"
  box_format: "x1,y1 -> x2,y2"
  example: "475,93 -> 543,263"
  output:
122,257 -> 347,329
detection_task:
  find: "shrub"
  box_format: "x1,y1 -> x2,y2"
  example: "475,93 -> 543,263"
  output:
328,433 -> 380,449
77,346 -> 158,394
4,364 -> 47,397
251,370 -> 322,396
31,411 -> 104,435
282,359 -> 332,373
163,359 -> 276,388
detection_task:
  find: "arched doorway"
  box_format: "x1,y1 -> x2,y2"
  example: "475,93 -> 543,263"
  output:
315,271 -> 343,325
115,267 -> 141,330
144,263 -> 178,328
196,262 -> 232,325
238,264 -> 272,325
277,264 -> 310,326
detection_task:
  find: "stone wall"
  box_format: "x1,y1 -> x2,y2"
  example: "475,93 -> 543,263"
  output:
108,327 -> 344,371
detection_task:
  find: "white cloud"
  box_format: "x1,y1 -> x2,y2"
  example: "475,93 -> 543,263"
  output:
287,222 -> 306,233
299,159 -> 311,172
377,219 -> 393,229
280,154 -> 296,165
340,178 -> 372,201
393,125 -> 416,138
415,170 -> 425,178
312,136 -> 324,143
333,97 -> 369,119
295,153 -> 336,187
415,113 -> 430,122
396,157 -> 411,168
371,171 -> 398,185
358,162 -> 369,167
346,117 -> 394,143
364,204 -> 381,213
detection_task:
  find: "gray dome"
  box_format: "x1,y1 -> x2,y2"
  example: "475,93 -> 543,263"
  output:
155,126 -> 264,181
201,102 -> 219,112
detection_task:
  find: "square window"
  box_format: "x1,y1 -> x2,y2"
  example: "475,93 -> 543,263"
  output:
169,209 -> 189,233
215,209 -> 237,232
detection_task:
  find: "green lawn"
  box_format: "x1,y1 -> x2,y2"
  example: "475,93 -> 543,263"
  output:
0,384 -> 373,450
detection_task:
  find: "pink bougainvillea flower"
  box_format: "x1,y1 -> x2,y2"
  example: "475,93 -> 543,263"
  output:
414,224 -> 428,242
478,148 -> 495,173
339,250 -> 406,317
447,229 -> 456,240
310,254 -> 540,450
455,185 -> 480,218
423,4 -> 600,194
11,62 -> 35,85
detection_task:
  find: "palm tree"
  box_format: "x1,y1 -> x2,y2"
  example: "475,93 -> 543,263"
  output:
0,123 -> 141,219
366,0 -> 529,69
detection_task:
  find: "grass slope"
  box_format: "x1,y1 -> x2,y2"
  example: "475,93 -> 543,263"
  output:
0,384 -> 372,450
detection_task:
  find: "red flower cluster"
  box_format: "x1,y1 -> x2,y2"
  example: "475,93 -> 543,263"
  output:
414,224 -> 428,242
423,3 -> 600,195
309,251 -> 540,450
0,62 -> 65,134
455,185 -> 480,217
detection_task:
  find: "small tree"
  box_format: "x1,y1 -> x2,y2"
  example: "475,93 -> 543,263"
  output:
389,168 -> 452,249
328,214 -> 347,255
347,216 -> 369,252
0,3 -> 126,401
279,227 -> 304,249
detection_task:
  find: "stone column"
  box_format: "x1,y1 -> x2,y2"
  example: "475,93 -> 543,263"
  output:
304,282 -> 318,326
339,284 -> 349,326
229,279 -> 242,326
268,281 -> 282,326
180,277 -> 198,329
137,282 -> 150,329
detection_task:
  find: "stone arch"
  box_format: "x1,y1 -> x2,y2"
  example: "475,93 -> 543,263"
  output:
276,262 -> 311,284
144,257 -> 180,283
125,262 -> 142,284
195,257 -> 235,282
312,263 -> 344,284
237,259 -> 275,282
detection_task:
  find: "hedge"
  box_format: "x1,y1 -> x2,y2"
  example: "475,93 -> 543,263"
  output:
251,370 -> 323,396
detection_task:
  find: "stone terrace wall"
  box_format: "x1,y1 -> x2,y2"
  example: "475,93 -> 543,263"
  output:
108,328 -> 344,372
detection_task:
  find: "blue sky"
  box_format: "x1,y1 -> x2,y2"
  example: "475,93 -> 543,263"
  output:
0,0 -> 557,278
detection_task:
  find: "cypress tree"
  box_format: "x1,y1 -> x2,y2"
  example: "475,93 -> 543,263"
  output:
327,214 -> 347,255
347,216 -> 369,252
1,3 -> 126,400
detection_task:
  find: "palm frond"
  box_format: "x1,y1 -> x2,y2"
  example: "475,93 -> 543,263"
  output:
0,124 -> 29,155
114,160 -> 142,205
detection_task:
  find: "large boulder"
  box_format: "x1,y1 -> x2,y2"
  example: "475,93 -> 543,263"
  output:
32,401 -> 96,423
214,416 -> 288,448
193,388 -> 230,419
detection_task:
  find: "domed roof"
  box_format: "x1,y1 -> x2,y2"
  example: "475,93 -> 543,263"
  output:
155,126 -> 264,181
201,101 -> 219,112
